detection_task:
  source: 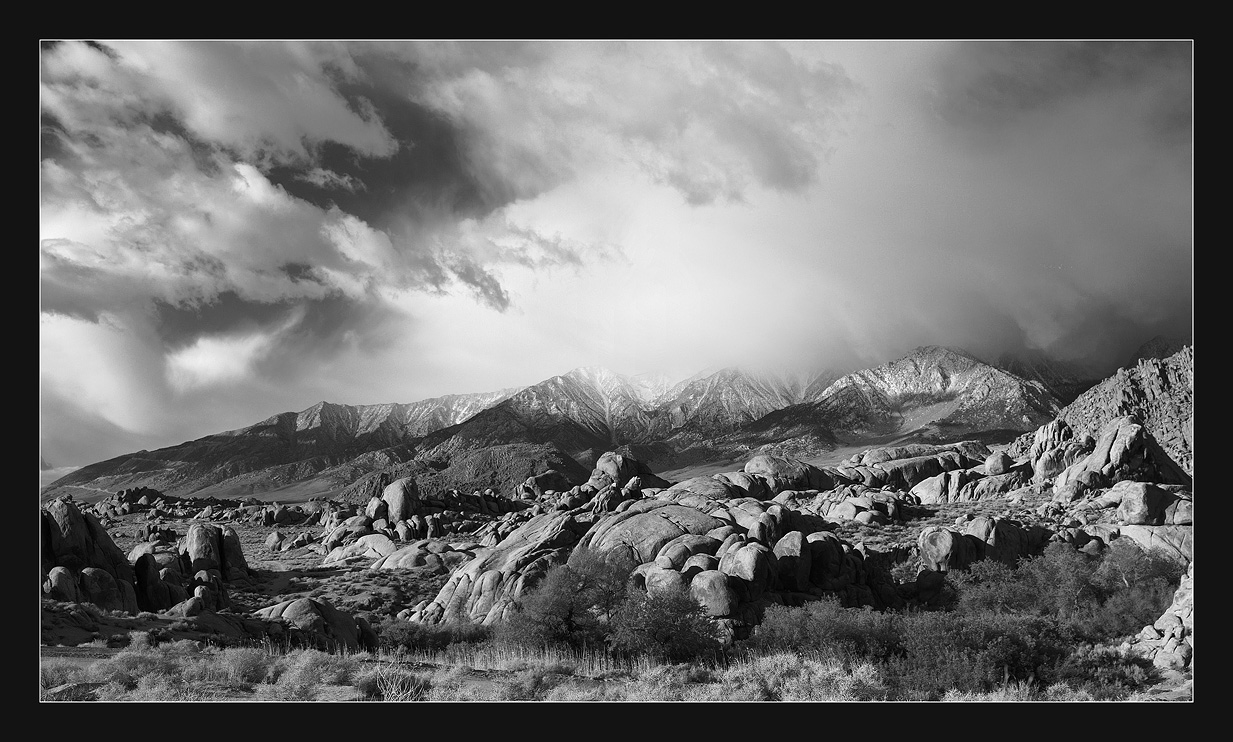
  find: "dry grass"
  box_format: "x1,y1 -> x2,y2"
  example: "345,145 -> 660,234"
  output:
41,635 -> 1174,702
394,640 -> 660,678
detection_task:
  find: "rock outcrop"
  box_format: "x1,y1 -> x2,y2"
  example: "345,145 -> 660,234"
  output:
253,596 -> 376,651
1010,346 -> 1192,479
42,497 -> 135,587
1054,416 -> 1189,489
403,510 -> 591,625
41,492 -> 259,618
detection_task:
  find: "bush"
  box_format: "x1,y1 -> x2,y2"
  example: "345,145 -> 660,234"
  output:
354,665 -> 433,701
120,673 -> 214,701
948,559 -> 1037,615
948,542 -> 1184,643
492,667 -> 570,701
217,647 -> 274,684
718,652 -> 888,701
378,618 -> 491,653
39,659 -> 85,690
886,611 -> 1067,699
126,630 -> 157,649
751,598 -> 903,662
497,548 -> 635,651
609,586 -> 721,663
1015,543 -> 1102,622
267,648 -> 360,695
1049,644 -> 1154,700
86,647 -> 180,689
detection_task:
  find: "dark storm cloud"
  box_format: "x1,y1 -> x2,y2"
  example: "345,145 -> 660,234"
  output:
381,40 -> 858,208
152,292 -> 300,348
263,68 -> 496,228
908,40 -> 1193,375
931,41 -> 1192,145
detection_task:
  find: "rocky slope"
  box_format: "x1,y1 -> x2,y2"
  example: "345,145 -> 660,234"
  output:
737,347 -> 1060,448
1127,335 -> 1190,367
655,367 -> 843,438
40,389 -> 518,502
1007,346 -> 1193,478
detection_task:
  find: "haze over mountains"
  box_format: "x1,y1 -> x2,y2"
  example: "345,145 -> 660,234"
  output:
41,339 -> 1186,504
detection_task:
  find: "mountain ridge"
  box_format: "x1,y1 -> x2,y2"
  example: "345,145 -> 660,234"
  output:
41,345 -> 1073,502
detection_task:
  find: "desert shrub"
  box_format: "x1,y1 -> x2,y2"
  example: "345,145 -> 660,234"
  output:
179,655 -> 231,684
948,559 -> 1038,615
1048,644 -> 1154,700
126,630 -> 157,649
492,667 -> 569,701
717,652 -> 889,702
354,665 -> 433,701
378,618 -> 491,653
542,682 -> 619,701
620,664 -> 696,701
1075,580 -> 1179,642
353,665 -> 384,699
86,647 -> 180,689
1080,540 -> 1184,639
268,648 -> 359,692
39,659 -> 86,689
948,542 -> 1183,643
120,673 -> 216,701
885,611 -> 1067,699
940,680 -> 1039,702
496,549 -> 634,651
609,586 -> 721,663
1042,683 -> 1097,701
94,680 -> 136,701
421,665 -> 486,701
1015,542 -> 1102,621
216,646 -> 274,684
750,598 -> 903,662
601,663 -> 720,702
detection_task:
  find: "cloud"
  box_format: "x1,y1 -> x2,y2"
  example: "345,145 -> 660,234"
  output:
39,41 -> 1191,469
97,40 -> 399,164
383,40 -> 858,206
166,330 -> 276,392
296,167 -> 366,192
928,41 -> 1191,146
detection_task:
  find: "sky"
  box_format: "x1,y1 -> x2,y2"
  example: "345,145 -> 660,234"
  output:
39,40 -> 1193,469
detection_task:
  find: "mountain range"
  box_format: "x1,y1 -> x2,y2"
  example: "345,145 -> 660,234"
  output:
41,344 -> 1111,503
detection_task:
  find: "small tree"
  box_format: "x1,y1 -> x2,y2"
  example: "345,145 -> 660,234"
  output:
497,547 -> 636,650
609,585 -> 722,663
949,558 -> 1036,615
570,546 -> 636,623
1016,542 -> 1101,620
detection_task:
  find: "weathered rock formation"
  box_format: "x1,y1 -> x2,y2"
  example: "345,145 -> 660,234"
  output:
253,596 -> 377,651
1009,346 -> 1193,479
41,492 -> 258,618
402,510 -> 591,625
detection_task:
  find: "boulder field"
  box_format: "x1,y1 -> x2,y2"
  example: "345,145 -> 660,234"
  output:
398,381 -> 1193,672
40,491 -> 374,651
40,349 -> 1194,672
